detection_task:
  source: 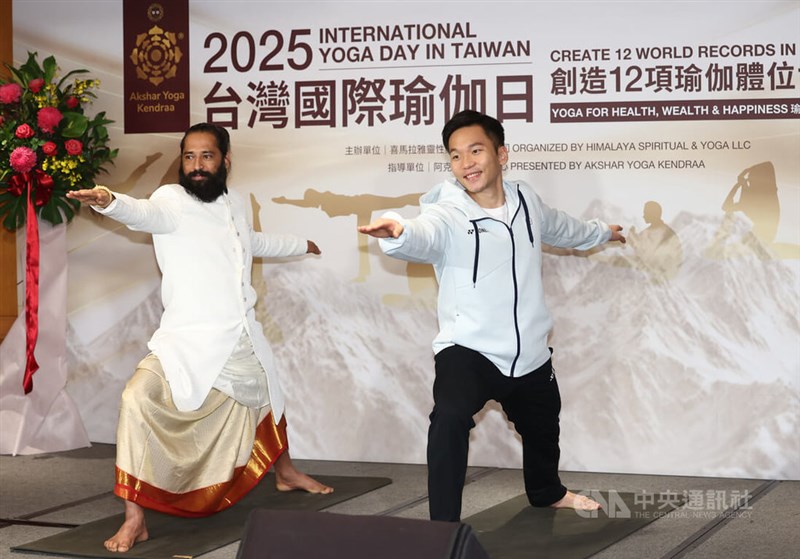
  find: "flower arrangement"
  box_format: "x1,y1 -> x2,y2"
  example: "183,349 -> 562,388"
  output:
0,51 -> 118,231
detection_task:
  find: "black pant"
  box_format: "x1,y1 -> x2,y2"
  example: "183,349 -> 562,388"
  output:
427,345 -> 567,521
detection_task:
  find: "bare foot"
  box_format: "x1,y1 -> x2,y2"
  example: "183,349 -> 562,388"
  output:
104,501 -> 149,552
550,490 -> 601,511
274,452 -> 334,494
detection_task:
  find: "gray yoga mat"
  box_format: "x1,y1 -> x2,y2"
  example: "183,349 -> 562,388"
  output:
12,474 -> 392,559
465,490 -> 683,559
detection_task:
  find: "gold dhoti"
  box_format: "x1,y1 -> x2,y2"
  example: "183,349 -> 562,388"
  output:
113,354 -> 287,517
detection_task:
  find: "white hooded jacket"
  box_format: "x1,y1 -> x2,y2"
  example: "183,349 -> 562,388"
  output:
379,179 -> 611,377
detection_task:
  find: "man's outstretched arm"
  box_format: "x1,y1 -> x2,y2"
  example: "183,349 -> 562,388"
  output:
67,184 -> 181,234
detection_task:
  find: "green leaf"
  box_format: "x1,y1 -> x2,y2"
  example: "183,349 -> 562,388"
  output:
53,196 -> 76,222
2,213 -> 16,232
56,68 -> 90,91
61,112 -> 89,138
18,52 -> 43,81
7,66 -> 26,86
0,193 -> 25,231
42,55 -> 57,83
40,201 -> 62,225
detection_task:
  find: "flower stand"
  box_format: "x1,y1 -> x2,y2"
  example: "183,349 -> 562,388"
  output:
0,220 -> 90,455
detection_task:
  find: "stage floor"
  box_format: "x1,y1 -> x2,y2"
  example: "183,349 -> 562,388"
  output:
0,444 -> 796,558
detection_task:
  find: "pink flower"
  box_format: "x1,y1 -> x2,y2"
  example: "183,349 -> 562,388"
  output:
10,146 -> 37,173
42,141 -> 58,156
15,123 -> 35,139
28,78 -> 45,93
0,83 -> 22,104
65,96 -> 79,109
37,106 -> 63,133
65,139 -> 83,156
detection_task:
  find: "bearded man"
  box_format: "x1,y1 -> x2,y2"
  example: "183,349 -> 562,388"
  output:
67,123 -> 332,553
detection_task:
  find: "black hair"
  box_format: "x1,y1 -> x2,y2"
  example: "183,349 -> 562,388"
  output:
180,123 -> 231,158
441,110 -> 505,151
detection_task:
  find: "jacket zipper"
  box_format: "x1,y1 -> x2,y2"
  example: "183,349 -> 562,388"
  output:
469,186 -> 535,377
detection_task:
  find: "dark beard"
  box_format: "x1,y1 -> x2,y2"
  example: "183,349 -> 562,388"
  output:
179,165 -> 228,203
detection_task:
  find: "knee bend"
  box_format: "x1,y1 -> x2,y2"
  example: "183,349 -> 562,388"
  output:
430,407 -> 475,431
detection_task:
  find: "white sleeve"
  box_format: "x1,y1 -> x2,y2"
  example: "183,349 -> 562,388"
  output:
93,186 -> 181,234
378,209 -> 449,264
539,201 -> 611,250
250,231 -> 308,258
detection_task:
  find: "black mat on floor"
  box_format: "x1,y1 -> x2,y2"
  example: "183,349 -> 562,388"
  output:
12,474 -> 391,559
465,491 -> 683,559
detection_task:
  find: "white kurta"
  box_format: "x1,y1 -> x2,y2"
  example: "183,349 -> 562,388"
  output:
93,184 -> 307,416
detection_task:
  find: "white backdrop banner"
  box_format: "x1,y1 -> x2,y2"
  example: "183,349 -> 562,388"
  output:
11,1 -> 799,479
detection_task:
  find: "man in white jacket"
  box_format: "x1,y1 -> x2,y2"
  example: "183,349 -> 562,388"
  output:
359,110 -> 625,522
68,123 -> 332,553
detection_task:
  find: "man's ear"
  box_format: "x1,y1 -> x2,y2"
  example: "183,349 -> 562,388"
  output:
225,152 -> 232,171
498,145 -> 509,164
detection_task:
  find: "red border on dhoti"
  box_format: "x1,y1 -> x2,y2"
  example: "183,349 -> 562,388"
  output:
114,412 -> 288,518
